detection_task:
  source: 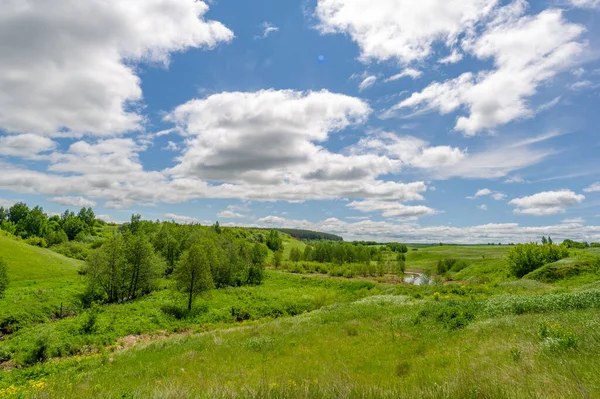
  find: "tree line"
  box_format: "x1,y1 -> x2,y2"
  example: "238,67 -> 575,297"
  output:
0,202 -> 99,247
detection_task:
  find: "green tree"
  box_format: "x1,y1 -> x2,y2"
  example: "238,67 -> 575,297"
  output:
0,257 -> 8,298
83,234 -> 127,303
248,243 -> 268,285
273,250 -> 283,269
126,233 -> 162,299
395,253 -> 406,277
78,207 -> 96,227
8,202 -> 29,224
61,210 -> 86,240
0,206 -> 7,223
266,230 -> 282,251
174,241 -> 215,311
289,247 -> 301,263
18,206 -> 48,238
541,236 -> 547,245
548,236 -> 553,245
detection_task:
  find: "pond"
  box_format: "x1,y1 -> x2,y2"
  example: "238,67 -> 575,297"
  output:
403,272 -> 433,286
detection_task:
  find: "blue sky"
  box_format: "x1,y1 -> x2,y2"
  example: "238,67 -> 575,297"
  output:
0,0 -> 599,243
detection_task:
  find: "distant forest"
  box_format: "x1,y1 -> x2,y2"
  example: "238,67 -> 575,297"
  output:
258,228 -> 343,242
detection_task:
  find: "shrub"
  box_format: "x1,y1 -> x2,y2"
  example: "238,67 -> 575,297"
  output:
507,243 -> 569,277
25,236 -> 47,248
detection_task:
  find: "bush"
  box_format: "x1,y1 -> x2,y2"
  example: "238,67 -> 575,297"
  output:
507,243 -> 569,277
51,241 -> 91,260
25,236 -> 47,248
436,258 -> 468,275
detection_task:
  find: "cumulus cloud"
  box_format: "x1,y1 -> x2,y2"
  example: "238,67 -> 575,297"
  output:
386,8 -> 585,135
0,0 -> 233,137
478,204 -> 488,210
352,131 -> 553,179
315,0 -> 499,64
163,213 -> 200,224
475,188 -> 492,197
438,49 -> 463,64
0,134 -> 56,159
509,190 -> 585,215
48,196 -> 97,208
254,215 -> 600,244
468,188 -> 506,200
347,199 -> 437,218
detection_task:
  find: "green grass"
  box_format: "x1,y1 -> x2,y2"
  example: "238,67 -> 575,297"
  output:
3,291 -> 600,398
0,232 -> 84,333
2,238 -> 600,398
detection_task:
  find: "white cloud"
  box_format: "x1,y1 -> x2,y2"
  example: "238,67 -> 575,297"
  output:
584,183 -> 600,193
475,188 -> 492,197
569,0 -> 600,8
569,80 -> 599,91
163,213 -> 200,224
492,192 -> 507,201
0,134 -> 56,159
0,0 -> 233,137
562,217 -> 585,224
387,9 -> 586,135
163,141 -> 180,151
256,22 -> 279,39
315,0 -> 499,64
438,49 -> 463,64
384,69 -> 422,82
509,190 -> 585,215
217,210 -> 245,219
254,215 -> 600,244
0,199 -> 16,208
48,196 -> 97,208
352,131 -> 553,180
347,199 -> 437,218
478,204 -> 488,211
358,75 -> 377,91
536,96 -> 561,113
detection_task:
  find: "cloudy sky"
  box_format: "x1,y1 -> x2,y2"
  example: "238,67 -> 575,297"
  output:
1,0 -> 600,243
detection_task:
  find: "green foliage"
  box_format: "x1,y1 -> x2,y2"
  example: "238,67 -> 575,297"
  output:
8,202 -> 29,224
79,304 -> 101,334
174,240 -> 215,311
507,243 -> 569,277
436,258 -> 468,275
562,239 -> 589,249
266,230 -> 283,251
0,257 -> 8,298
525,259 -> 595,282
273,250 -> 283,269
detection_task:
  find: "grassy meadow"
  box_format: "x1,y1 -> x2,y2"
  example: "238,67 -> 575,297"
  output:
1,230 -> 600,398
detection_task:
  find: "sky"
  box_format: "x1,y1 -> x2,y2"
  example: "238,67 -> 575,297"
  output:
1,0 -> 600,243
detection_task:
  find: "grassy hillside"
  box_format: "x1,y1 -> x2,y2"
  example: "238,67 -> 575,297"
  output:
2,236 -> 600,398
0,232 -> 83,333
4,290 -> 600,398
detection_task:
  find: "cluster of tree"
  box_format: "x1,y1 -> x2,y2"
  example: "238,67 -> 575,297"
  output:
540,236 -> 554,245
386,243 -> 409,253
294,242 -> 382,265
436,258 -> 468,275
506,243 -> 569,278
83,218 -> 269,310
562,239 -> 593,249
260,229 -> 342,241
0,202 -> 99,246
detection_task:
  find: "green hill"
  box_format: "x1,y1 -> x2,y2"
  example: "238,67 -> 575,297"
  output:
0,232 -> 83,333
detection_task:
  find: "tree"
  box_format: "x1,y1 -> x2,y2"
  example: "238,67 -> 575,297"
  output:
248,243 -> 268,285
289,247 -> 301,263
0,206 -> 7,223
83,233 -> 127,303
273,250 -> 283,269
18,206 -> 48,238
548,236 -> 553,245
126,233 -> 162,299
0,257 -> 8,298
174,241 -> 215,311
395,253 -> 406,278
129,214 -> 142,235
266,230 -> 282,251
78,207 -> 95,227
541,236 -> 547,245
8,202 -> 29,224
